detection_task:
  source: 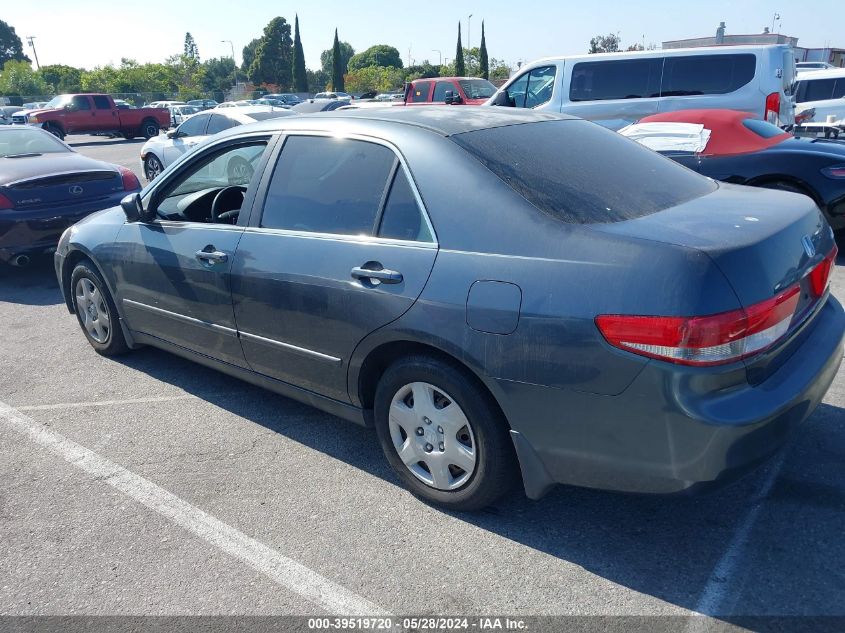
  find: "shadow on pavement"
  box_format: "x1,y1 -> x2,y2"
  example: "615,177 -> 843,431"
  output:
0,256 -> 63,306
115,345 -> 845,621
67,138 -> 147,149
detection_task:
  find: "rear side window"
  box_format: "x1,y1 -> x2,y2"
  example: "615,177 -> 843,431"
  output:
661,54 -> 756,96
570,59 -> 661,101
796,78 -> 844,102
411,82 -> 432,103
377,170 -> 433,242
261,135 -> 397,235
92,95 -> 111,109
451,120 -> 716,224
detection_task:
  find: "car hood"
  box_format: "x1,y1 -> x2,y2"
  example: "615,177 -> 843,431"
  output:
0,152 -> 119,186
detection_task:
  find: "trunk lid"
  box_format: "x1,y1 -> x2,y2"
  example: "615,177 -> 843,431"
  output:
594,182 -> 835,377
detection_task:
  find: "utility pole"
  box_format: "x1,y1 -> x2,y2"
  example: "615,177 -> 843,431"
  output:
221,40 -> 236,93
771,12 -> 781,34
432,49 -> 442,65
26,36 -> 40,70
468,14 -> 473,52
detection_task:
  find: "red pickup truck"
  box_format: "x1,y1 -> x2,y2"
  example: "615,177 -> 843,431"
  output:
18,94 -> 170,141
402,77 -> 497,106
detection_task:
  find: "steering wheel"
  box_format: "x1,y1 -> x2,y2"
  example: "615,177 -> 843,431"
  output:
211,185 -> 247,223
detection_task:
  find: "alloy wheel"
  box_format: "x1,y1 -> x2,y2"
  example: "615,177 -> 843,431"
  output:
75,278 -> 110,344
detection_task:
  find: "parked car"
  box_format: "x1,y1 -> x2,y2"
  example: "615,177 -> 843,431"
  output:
375,93 -> 403,102
793,68 -> 845,125
15,94 -> 170,141
0,125 -> 140,266
264,93 -> 303,106
21,102 -> 48,110
487,45 -> 796,129
619,109 -> 845,231
148,100 -> 187,108
0,105 -> 20,125
314,92 -> 352,101
254,98 -> 291,109
403,77 -> 497,106
168,104 -> 201,127
140,105 -> 294,180
57,107 -> 842,510
289,99 -> 349,113
797,61 -> 835,73
113,99 -> 134,110
187,99 -> 219,110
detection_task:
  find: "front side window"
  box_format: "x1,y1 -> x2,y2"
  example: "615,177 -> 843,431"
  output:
570,59 -> 661,101
433,81 -> 455,102
261,135 -> 396,236
176,113 -> 210,137
92,95 -> 111,110
206,114 -> 239,135
411,82 -> 432,103
155,141 -> 268,221
506,66 -> 557,108
661,54 -> 756,96
71,96 -> 91,111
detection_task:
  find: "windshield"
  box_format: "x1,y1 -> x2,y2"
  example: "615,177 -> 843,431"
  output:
458,79 -> 497,99
44,95 -> 73,108
0,127 -> 71,157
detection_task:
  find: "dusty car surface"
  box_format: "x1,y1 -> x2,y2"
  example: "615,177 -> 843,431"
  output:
55,108 -> 844,510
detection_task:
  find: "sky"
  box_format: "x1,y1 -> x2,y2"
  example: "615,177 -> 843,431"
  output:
4,0 -> 844,73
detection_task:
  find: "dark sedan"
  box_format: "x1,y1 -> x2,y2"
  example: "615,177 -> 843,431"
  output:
55,108 -> 843,510
0,126 -> 140,266
620,109 -> 845,230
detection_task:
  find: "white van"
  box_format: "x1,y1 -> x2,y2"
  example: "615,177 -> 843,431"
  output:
487,45 -> 795,129
793,68 -> 845,124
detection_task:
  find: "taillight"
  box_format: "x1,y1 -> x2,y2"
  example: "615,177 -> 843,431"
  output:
809,245 -> 837,298
765,92 -> 781,124
596,286 -> 801,367
119,166 -> 140,191
0,192 -> 14,210
795,108 -> 815,125
821,165 -> 845,179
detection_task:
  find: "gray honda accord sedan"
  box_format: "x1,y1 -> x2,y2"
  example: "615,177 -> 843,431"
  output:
55,107 -> 844,510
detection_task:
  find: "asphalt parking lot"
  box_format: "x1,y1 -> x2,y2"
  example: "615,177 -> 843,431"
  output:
1,136 -> 844,630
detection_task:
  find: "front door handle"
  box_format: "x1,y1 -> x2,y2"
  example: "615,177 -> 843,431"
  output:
351,264 -> 403,285
196,248 -> 228,264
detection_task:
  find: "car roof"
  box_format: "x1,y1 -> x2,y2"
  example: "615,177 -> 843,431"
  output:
216,105 -> 294,122
241,105 -> 573,136
797,67 -> 845,80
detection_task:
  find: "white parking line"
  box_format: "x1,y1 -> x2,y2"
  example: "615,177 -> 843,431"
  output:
16,394 -> 202,411
693,452 -> 788,617
0,399 -> 391,616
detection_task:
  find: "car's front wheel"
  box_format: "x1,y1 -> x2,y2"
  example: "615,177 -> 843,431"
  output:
144,154 -> 164,181
71,260 -> 129,356
374,356 -> 518,511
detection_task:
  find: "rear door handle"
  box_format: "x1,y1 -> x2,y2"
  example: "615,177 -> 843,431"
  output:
196,248 -> 228,264
351,265 -> 403,284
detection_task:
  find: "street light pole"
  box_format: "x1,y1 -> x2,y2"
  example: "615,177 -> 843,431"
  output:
221,40 -> 236,95
468,14 -> 473,52
26,36 -> 40,70
432,49 -> 442,65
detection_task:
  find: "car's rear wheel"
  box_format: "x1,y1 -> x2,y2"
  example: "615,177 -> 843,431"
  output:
71,260 -> 129,356
141,120 -> 160,139
374,356 -> 518,511
144,154 -> 164,181
44,124 -> 64,141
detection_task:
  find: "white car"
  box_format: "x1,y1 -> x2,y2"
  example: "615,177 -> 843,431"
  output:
794,68 -> 845,126
168,105 -> 201,126
796,61 -> 835,74
148,100 -> 186,108
140,106 -> 294,181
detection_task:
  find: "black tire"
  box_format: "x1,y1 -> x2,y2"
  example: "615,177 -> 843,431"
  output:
144,154 -> 164,181
374,355 -> 518,511
757,180 -> 809,197
141,119 -> 160,139
70,259 -> 130,357
44,123 -> 64,141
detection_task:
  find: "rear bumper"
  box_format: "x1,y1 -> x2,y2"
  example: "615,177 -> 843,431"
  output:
0,196 -> 125,263
501,296 -> 845,498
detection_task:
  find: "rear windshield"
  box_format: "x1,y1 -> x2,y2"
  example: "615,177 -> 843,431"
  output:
450,119 -> 716,224
742,118 -> 788,139
458,79 -> 497,99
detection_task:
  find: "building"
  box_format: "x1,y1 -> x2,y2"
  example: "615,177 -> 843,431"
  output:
794,47 -> 845,68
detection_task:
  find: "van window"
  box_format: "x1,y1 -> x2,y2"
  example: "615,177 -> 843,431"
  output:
661,54 -> 756,96
451,119 -> 715,225
507,65 -> 556,108
570,59 -> 661,101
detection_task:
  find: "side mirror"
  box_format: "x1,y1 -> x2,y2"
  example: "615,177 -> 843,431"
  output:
490,90 -> 514,107
64,103 -> 76,112
120,193 -> 154,223
167,129 -> 181,139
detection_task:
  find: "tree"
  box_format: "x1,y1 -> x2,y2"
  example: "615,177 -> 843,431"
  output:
241,38 -> 261,74
306,68 -> 329,92
403,62 -> 439,81
184,32 -> 199,61
347,45 -> 403,72
345,66 -> 405,93
0,20 -> 29,67
488,58 -> 511,81
0,60 -> 49,95
292,15 -> 307,92
40,64 -> 82,92
320,41 -> 354,76
454,23 -> 465,76
331,29 -> 344,92
588,33 -> 621,54
201,57 -> 237,94
479,21 -> 489,80
248,17 -> 294,89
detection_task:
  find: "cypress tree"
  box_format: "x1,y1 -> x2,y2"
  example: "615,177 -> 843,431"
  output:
479,21 -> 489,79
455,22 -> 465,76
332,29 -> 345,91
292,15 -> 307,92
